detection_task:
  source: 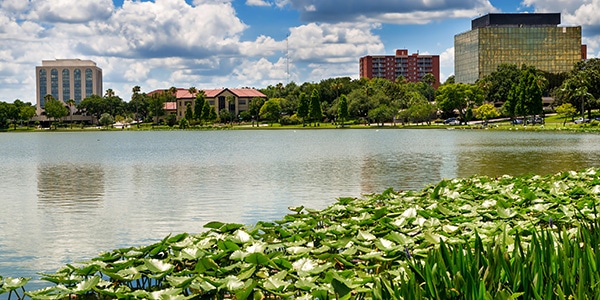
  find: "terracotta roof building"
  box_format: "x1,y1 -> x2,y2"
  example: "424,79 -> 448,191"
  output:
150,88 -> 267,121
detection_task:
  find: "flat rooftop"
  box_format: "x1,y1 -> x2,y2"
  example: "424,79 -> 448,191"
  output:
472,13 -> 561,29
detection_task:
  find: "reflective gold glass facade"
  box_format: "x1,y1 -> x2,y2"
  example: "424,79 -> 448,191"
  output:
455,26 -> 582,83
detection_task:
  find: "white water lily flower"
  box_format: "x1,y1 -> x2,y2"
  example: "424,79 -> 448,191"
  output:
412,217 -> 426,227
391,217 -> 407,227
293,258 -> 317,273
442,224 -> 459,233
378,238 -> 394,249
224,275 -> 244,291
246,242 -> 267,253
401,207 -> 417,218
234,230 -> 252,243
481,200 -> 496,208
550,181 -> 569,194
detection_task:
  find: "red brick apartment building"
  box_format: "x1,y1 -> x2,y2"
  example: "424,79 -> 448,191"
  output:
359,49 -> 440,88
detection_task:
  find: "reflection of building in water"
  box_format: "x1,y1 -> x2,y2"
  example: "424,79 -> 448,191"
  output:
360,153 -> 445,193
37,163 -> 104,211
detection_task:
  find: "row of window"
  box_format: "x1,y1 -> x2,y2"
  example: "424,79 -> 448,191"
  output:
39,68 -> 95,105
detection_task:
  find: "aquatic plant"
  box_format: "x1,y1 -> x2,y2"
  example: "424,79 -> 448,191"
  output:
3,168 -> 600,299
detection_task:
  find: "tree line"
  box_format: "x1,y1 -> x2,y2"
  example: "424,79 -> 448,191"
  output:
1,58 -> 599,129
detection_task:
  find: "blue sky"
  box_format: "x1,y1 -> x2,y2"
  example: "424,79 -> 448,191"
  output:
1,0 -> 599,103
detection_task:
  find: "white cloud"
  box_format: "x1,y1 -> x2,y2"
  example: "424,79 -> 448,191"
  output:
246,0 -> 271,7
284,0 -> 497,23
29,0 -> 114,23
288,22 -> 384,63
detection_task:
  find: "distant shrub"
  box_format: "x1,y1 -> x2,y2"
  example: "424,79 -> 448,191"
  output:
280,115 -> 302,125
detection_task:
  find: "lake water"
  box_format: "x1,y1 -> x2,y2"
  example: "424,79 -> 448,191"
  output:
1,129 -> 600,290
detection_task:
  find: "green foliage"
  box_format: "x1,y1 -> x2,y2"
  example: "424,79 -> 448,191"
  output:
6,168 -> 600,299
194,91 -> 206,122
473,103 -> 500,123
279,115 -> 302,126
44,98 -> 69,129
556,103 -> 577,126
309,89 -> 322,125
296,92 -> 309,122
337,94 -> 349,127
98,113 -> 114,128
166,114 -> 177,127
260,98 -> 282,126
436,83 -> 482,121
249,97 -> 266,126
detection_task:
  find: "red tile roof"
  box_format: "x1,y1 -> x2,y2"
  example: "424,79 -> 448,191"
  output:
150,87 -> 267,100
163,102 -> 177,110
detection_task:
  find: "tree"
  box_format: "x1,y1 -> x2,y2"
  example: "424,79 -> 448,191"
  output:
6,101 -> 19,130
226,95 -> 235,123
368,104 -> 395,126
185,103 -> 193,122
508,67 -> 546,121
78,94 -> 107,121
473,103 -> 499,125
555,103 -> 577,126
249,97 -> 265,127
219,109 -> 233,124
99,113 -> 114,129
422,73 -> 436,86
166,114 -> 177,127
479,64 -> 522,105
202,101 -> 212,124
148,92 -> 166,125
557,70 -> 595,119
297,92 -> 309,125
131,85 -> 142,127
337,94 -> 349,127
44,98 -> 69,129
309,89 -> 322,126
194,90 -> 206,123
436,83 -> 482,124
260,98 -> 282,126
19,104 -> 36,128
65,99 -> 76,129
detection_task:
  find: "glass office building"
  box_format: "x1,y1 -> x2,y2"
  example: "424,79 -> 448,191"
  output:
455,13 -> 585,83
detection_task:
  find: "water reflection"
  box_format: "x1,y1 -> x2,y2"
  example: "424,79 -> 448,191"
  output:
37,163 -> 104,212
3,130 -> 600,291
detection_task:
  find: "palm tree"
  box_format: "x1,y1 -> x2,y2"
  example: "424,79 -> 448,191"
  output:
132,85 -> 141,127
66,99 -> 76,129
105,89 -> 115,98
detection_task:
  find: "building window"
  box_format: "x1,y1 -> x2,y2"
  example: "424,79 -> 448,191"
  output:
50,69 -> 59,100
208,100 -> 215,105
218,96 -> 226,111
39,69 -> 47,107
85,69 -> 93,97
74,69 -> 81,103
239,100 -> 246,105
62,69 -> 70,101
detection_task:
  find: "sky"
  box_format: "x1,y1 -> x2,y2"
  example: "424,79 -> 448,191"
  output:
1,0 -> 600,104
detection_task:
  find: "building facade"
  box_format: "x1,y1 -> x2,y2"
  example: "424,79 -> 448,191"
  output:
150,88 -> 268,121
359,49 -> 440,88
36,59 -> 103,115
455,13 -> 586,84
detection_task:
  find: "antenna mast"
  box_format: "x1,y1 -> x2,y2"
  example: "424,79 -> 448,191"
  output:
286,33 -> 290,83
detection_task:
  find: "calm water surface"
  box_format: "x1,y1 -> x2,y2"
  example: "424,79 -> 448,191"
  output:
1,129 -> 600,289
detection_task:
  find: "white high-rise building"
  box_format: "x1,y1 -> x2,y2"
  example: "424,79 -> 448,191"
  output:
36,59 -> 103,115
